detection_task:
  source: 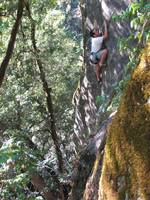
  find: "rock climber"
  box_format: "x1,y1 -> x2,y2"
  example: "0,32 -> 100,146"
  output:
90,21 -> 108,83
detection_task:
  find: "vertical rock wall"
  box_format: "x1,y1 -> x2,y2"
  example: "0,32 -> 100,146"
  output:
71,1 -> 150,200
74,0 -> 131,146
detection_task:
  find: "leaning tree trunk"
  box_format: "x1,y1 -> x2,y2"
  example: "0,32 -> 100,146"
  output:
24,1 -> 64,175
0,0 -> 24,87
24,2 -> 64,200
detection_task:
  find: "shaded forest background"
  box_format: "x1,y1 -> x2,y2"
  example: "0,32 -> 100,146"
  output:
0,0 -> 82,199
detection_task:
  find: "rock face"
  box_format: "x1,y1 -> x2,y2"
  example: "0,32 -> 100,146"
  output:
100,41 -> 150,200
70,41 -> 150,200
74,0 -> 131,146
71,1 -> 150,200
70,116 -> 113,200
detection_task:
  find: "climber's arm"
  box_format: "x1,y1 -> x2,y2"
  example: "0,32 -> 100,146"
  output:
103,21 -> 108,40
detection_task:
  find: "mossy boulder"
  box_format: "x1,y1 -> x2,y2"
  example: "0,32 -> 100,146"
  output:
100,41 -> 150,200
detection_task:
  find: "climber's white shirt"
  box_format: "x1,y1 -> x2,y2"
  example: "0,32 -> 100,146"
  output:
91,36 -> 104,53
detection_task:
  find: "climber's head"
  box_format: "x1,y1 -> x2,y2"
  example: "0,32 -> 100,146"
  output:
90,28 -> 102,37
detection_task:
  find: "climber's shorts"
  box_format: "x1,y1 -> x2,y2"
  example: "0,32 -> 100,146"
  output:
90,49 -> 105,64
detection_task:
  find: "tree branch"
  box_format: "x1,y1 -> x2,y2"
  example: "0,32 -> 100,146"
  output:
24,1 -> 64,174
0,0 -> 24,87
24,2 -> 64,199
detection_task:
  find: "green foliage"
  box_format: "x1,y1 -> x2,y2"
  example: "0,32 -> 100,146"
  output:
0,0 -> 81,198
0,131 -> 39,199
96,95 -> 105,106
109,0 -> 150,111
97,1 -> 150,114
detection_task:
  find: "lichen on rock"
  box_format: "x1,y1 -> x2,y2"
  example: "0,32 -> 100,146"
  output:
99,41 -> 150,200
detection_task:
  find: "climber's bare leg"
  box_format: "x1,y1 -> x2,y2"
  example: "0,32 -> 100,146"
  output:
98,49 -> 108,67
97,49 -> 108,81
96,63 -> 100,81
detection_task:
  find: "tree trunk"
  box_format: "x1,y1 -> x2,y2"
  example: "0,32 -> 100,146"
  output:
0,0 -> 24,87
31,174 -> 55,200
24,1 -> 64,175
24,2 -> 64,199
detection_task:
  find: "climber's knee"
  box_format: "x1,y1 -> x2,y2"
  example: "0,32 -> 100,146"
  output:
100,49 -> 108,62
103,48 -> 108,56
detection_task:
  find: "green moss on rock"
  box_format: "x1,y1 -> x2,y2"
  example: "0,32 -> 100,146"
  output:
100,41 -> 150,200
